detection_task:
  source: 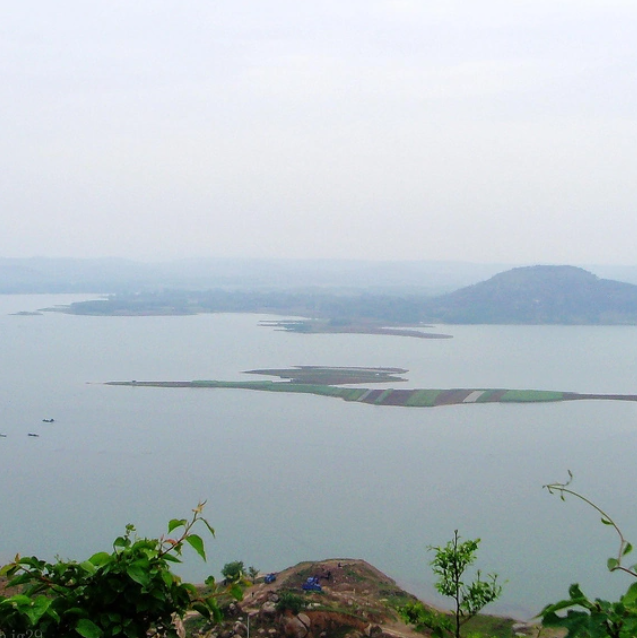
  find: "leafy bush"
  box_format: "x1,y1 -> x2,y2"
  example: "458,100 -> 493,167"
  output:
276,591 -> 306,615
398,600 -> 453,636
0,503 -> 241,638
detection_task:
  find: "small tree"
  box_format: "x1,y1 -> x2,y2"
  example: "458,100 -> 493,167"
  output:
247,565 -> 260,583
428,530 -> 503,638
221,560 -> 245,583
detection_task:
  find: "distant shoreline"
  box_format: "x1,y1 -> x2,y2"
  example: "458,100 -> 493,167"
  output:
260,319 -> 452,339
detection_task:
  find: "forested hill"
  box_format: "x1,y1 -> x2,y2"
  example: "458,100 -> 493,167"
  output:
419,265 -> 637,324
46,264 -> 637,325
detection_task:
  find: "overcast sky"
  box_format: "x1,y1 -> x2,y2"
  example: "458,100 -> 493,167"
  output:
2,1 -> 636,264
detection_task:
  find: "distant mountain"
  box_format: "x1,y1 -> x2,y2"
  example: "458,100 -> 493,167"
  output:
421,265 -> 637,324
11,258 -> 637,325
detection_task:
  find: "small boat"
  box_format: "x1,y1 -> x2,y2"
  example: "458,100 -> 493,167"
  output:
28,433 -> 40,437
42,418 -> 55,423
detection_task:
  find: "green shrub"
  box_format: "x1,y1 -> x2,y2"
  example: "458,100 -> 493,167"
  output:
221,560 -> 245,583
276,591 -> 306,614
0,503 -> 240,638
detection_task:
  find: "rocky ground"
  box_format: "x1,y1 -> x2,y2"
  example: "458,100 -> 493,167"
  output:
184,559 -> 543,638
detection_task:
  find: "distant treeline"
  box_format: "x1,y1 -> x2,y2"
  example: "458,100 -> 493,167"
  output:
53,289 -> 428,323
46,265 -> 637,325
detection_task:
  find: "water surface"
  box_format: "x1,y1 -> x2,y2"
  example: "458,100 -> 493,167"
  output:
1,295 -> 636,619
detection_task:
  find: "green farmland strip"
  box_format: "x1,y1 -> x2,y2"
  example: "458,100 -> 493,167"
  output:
339,388 -> 369,401
405,390 -> 442,407
110,380 -> 637,408
375,389 -> 394,404
192,380 -> 275,389
500,390 -> 564,402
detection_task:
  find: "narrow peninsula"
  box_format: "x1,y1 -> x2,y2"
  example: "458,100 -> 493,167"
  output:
106,367 -> 637,408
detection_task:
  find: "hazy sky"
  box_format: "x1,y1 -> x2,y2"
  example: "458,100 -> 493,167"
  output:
2,1 -> 636,264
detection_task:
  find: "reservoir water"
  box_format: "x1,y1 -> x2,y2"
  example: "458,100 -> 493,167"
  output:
1,294 -> 637,619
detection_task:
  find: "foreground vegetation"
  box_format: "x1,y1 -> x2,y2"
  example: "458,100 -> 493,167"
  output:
540,474 -> 637,637
1,530 -> 517,638
0,503 -> 240,638
2,478 -> 635,638
400,531 -> 503,638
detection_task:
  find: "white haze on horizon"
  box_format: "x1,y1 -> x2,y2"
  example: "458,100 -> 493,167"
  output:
2,1 -> 636,265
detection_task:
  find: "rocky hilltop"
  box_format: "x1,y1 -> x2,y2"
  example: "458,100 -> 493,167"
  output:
420,265 -> 637,324
184,559 -> 531,638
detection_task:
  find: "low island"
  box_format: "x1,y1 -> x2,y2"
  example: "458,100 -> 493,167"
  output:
106,366 -> 637,408
260,319 -> 452,339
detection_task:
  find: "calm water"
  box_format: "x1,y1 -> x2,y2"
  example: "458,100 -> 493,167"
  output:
1,294 -> 637,619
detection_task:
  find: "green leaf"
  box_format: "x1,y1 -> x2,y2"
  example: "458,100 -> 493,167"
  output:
541,599 -> 581,615
624,543 -> 633,557
89,552 -> 112,566
168,518 -> 187,533
80,560 -> 97,575
113,536 -> 129,549
0,563 -> 17,577
622,582 -> 637,606
24,596 -> 53,624
6,594 -> 33,607
17,556 -> 43,568
205,597 -> 223,622
201,518 -> 216,538
569,583 -> 586,599
126,564 -> 150,587
75,618 -> 104,638
7,573 -> 35,588
161,570 -> 175,588
229,583 -> 244,601
185,534 -> 206,561
191,602 -> 211,618
607,558 -> 619,571
601,517 -> 612,525
180,582 -> 197,596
